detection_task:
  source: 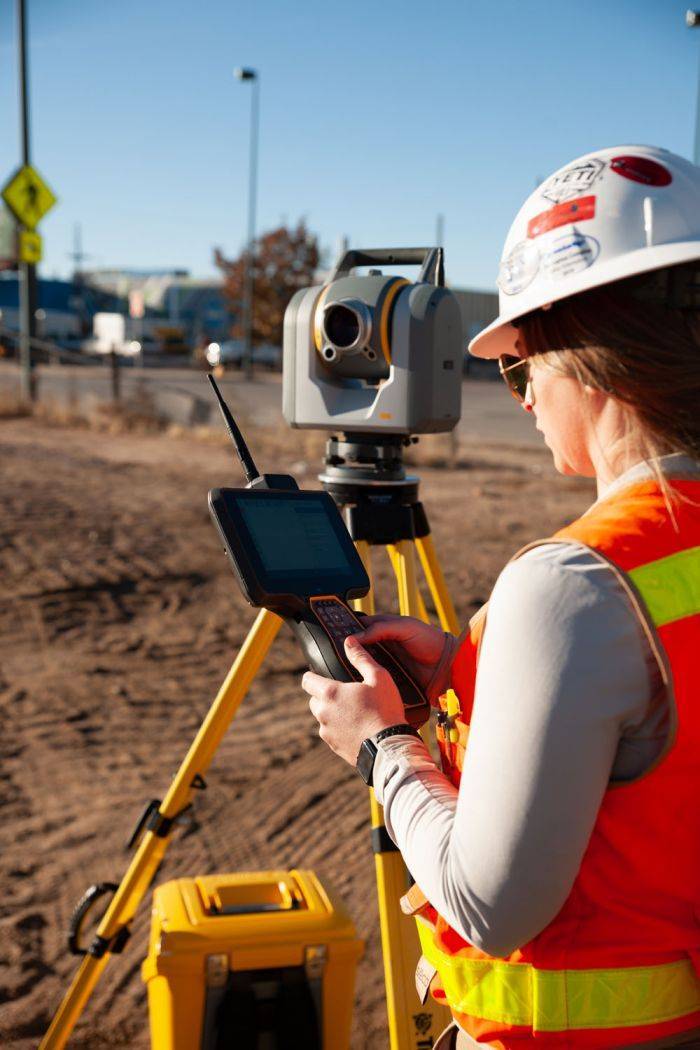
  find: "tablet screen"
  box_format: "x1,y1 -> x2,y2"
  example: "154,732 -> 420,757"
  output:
239,497 -> 354,574
211,488 -> 367,602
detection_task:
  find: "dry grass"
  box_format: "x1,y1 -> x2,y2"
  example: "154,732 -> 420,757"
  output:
177,418 -> 328,464
0,392 -> 32,420
0,390 -> 168,434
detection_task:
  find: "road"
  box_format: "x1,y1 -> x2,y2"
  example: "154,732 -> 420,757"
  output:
0,362 -> 540,447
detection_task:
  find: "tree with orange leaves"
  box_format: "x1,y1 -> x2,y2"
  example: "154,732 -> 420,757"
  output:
214,222 -> 321,347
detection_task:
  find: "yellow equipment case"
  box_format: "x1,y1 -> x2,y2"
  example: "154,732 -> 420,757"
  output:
142,870 -> 364,1049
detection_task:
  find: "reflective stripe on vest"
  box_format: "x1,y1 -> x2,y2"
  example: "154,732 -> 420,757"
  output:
629,544 -> 700,627
416,918 -> 700,1032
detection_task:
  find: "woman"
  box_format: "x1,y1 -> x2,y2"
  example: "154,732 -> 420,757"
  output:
302,145 -> 700,1048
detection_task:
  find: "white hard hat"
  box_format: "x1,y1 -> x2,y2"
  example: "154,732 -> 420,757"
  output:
469,145 -> 700,359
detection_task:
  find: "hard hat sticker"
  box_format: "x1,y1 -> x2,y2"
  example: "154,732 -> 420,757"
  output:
541,158 -> 604,203
610,155 -> 672,187
498,240 -> 540,295
542,233 -> 600,279
527,195 -> 596,239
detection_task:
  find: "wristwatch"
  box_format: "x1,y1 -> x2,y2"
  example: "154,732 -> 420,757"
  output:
355,724 -> 422,787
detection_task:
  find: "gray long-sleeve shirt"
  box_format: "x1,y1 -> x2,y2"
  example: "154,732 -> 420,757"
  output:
372,455 -> 700,957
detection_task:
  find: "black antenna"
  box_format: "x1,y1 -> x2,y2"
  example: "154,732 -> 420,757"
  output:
207,374 -> 261,485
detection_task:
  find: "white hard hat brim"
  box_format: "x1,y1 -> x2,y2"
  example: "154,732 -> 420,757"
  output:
468,239 -> 700,360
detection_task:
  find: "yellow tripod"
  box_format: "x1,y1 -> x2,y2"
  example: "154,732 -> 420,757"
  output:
41,458 -> 457,1050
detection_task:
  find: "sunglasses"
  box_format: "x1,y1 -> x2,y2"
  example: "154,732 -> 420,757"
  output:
498,354 -> 530,403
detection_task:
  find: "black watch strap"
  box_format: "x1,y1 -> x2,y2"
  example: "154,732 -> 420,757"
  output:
356,724 -> 422,788
374,723 -> 422,744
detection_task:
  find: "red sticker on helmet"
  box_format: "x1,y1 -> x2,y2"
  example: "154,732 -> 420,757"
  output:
610,155 -> 672,186
527,195 -> 596,239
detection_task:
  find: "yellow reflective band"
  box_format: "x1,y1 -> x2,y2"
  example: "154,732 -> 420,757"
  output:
379,278 -> 409,365
629,545 -> 700,628
416,918 -> 700,1031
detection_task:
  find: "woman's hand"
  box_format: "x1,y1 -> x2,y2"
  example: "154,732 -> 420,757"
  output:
354,614 -> 448,690
303,636 -> 406,765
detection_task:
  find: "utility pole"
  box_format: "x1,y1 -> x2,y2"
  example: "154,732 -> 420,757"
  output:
234,67 -> 259,381
17,0 -> 37,401
688,10 -> 700,165
69,222 -> 86,275
68,222 -> 89,336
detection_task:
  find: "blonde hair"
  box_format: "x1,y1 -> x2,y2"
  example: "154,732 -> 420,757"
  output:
517,262 -> 700,504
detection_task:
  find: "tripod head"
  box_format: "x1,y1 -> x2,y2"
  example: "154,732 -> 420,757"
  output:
320,432 -> 414,485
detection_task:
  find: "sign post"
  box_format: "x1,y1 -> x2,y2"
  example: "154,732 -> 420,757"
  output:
0,159 -> 57,399
1,0 -> 58,401
17,0 -> 34,402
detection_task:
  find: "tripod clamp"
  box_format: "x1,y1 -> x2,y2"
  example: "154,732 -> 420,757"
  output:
66,774 -> 208,958
126,774 -> 207,851
126,799 -> 180,849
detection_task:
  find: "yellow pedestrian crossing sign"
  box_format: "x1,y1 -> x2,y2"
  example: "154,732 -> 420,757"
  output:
1,165 -> 57,230
19,229 -> 42,264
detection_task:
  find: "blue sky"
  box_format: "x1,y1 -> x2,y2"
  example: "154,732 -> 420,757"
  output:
0,0 -> 698,290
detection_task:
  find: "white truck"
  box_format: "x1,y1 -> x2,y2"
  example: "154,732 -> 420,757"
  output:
91,313 -> 139,356
89,313 -> 188,357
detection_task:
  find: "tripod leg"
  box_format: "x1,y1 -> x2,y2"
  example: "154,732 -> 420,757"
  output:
415,534 -> 459,634
386,540 -> 422,619
359,540 -> 451,1050
352,541 -> 375,615
386,545 -> 429,622
354,560 -> 419,1049
369,791 -> 453,1050
40,608 -> 283,1050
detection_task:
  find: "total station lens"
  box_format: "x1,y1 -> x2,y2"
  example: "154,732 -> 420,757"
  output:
324,304 -> 361,350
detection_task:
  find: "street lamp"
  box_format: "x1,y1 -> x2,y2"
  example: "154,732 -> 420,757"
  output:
234,66 -> 259,381
688,10 -> 700,165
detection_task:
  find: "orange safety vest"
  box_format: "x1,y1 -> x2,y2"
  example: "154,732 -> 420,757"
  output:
416,478 -> 700,1048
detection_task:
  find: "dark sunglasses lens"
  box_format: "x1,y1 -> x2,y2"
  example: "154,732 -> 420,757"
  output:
511,367 -> 529,402
499,355 -> 528,402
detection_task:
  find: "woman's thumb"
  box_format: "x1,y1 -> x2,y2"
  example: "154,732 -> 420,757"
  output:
344,635 -> 379,680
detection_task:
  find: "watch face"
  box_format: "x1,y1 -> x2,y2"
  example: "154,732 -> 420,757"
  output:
356,738 -> 378,786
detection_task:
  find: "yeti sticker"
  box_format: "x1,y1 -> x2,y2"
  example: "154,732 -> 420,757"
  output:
498,240 -> 540,295
542,233 -> 600,279
541,158 -> 604,203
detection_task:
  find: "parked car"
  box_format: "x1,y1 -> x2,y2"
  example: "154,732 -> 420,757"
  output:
205,340 -> 281,370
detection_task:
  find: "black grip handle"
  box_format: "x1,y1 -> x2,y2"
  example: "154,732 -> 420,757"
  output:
293,600 -> 431,727
68,882 -> 118,956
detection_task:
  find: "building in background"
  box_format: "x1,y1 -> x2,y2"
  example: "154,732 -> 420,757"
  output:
0,265 -> 498,370
0,273 -> 125,341
0,268 -> 231,354
82,269 -> 230,347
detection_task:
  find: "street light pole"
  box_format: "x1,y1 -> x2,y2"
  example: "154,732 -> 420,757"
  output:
234,67 -> 259,381
17,0 -> 37,401
687,10 -> 700,165
435,213 -> 444,247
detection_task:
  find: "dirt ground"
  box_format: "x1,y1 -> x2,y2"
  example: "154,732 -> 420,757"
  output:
0,415 -> 595,1049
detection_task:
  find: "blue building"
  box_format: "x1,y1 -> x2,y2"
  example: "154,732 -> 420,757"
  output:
0,273 -> 126,340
